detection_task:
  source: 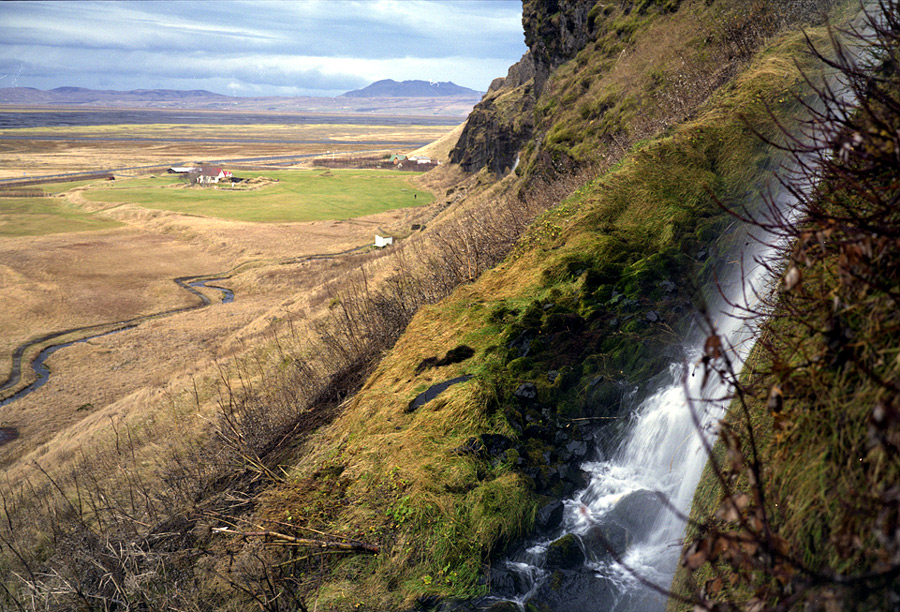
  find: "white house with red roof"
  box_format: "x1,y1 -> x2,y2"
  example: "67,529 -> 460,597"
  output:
197,166 -> 233,185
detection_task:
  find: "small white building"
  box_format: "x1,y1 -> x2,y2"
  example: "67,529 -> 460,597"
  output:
374,235 -> 394,248
197,166 -> 233,185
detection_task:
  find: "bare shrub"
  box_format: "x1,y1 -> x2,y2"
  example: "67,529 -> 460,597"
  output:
676,4 -> 900,610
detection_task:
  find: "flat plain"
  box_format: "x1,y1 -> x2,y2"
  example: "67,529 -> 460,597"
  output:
0,110 -> 450,470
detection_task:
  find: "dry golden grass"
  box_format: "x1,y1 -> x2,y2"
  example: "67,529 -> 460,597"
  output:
407,121 -> 467,162
0,158 -> 445,474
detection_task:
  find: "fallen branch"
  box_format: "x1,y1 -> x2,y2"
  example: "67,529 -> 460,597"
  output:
212,527 -> 379,554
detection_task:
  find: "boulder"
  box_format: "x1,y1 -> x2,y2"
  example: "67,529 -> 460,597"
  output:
515,382 -> 538,401
527,568 -> 616,612
544,533 -> 585,570
581,489 -> 663,559
536,499 -> 565,531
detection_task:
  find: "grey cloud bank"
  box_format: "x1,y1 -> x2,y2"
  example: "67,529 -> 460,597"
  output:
0,1 -> 526,97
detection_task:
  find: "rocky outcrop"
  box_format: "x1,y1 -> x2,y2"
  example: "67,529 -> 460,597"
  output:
522,0 -> 597,97
451,0 -> 598,175
449,53 -> 536,175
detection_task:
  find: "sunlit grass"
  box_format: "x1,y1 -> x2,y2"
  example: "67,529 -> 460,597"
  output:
0,197 -> 123,237
79,169 -> 435,223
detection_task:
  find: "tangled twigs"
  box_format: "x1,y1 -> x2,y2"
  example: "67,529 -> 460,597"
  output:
211,527 -> 379,555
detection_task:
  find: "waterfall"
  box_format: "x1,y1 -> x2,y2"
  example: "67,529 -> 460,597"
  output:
491,189 -> 791,611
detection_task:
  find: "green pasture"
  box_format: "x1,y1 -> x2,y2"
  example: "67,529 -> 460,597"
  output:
79,169 -> 434,223
0,197 -> 123,237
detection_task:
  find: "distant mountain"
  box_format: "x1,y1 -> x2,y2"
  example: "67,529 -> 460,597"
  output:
0,86 -> 481,118
0,87 -> 230,106
341,79 -> 481,98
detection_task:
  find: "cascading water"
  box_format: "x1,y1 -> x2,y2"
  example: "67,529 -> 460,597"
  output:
490,190 -> 792,611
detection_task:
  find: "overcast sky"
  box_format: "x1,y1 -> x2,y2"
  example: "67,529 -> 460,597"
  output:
0,1 -> 526,97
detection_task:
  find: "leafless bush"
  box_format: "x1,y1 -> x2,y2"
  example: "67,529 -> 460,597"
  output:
676,3 -> 900,610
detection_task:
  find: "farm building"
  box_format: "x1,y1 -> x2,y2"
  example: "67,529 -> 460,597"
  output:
197,166 -> 233,185
374,235 -> 394,248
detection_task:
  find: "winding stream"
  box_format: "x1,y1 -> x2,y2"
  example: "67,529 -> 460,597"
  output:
0,242 -> 376,444
0,277 -> 233,412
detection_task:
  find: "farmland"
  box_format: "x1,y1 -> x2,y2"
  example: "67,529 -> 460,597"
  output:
78,169 -> 434,223
0,114 -> 449,471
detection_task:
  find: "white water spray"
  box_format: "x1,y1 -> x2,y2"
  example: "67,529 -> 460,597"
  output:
495,189 -> 791,611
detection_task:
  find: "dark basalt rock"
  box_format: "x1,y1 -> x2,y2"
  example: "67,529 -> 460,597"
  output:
481,433 -> 513,457
544,533 -> 585,569
529,568 -> 617,612
514,382 -> 538,401
450,50 -> 537,175
536,499 -> 565,530
508,329 -> 535,357
581,488 -> 663,559
406,375 -> 473,412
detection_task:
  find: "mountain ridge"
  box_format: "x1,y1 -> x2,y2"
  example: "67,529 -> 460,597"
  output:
0,86 -> 479,117
341,79 -> 482,98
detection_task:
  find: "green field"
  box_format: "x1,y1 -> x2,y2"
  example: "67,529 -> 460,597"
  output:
79,169 -> 434,223
0,197 -> 123,237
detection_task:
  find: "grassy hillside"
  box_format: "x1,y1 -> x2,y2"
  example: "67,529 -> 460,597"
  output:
0,1 -> 870,611
242,16 -> 847,612
671,6 -> 900,610
0,196 -> 123,236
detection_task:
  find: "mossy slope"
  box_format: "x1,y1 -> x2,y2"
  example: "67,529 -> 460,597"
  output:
258,18 -> 840,609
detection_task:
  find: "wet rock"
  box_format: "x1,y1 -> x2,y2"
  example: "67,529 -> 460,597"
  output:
529,568 -> 616,611
562,467 -> 591,490
488,564 -> 535,600
660,279 -> 677,293
536,499 -> 564,530
565,440 -> 588,459
544,533 -> 585,570
508,330 -> 534,357
547,370 -> 559,383
646,310 -> 660,323
581,489 -> 663,559
514,382 -> 538,401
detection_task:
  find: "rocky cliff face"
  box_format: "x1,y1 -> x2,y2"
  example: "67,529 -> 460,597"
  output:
522,0 -> 596,97
451,0 -> 684,176
450,0 -> 597,175
450,53 -> 536,174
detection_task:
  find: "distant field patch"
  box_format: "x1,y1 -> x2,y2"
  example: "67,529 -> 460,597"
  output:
79,169 -> 434,223
0,197 -> 123,237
